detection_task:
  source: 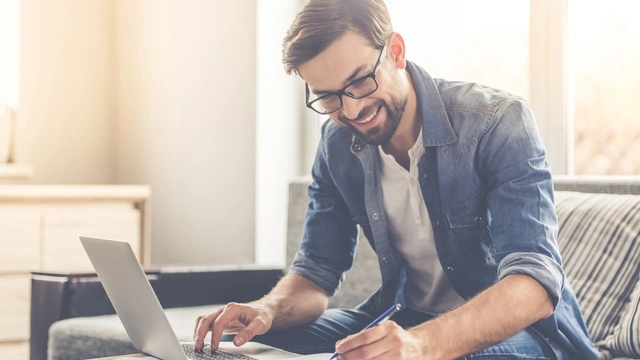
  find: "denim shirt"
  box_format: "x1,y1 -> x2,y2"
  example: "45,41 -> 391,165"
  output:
289,61 -> 598,359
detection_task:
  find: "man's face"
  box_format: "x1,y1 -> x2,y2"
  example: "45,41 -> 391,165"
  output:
298,31 -> 408,146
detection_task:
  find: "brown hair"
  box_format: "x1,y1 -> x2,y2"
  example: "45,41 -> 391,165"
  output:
282,0 -> 394,75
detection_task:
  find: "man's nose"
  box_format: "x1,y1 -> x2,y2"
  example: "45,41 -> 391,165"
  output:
341,96 -> 365,121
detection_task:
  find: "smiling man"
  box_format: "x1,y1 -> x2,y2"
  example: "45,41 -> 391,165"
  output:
193,1 -> 599,359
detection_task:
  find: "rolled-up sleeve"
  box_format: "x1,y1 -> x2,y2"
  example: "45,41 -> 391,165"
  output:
478,97 -> 565,309
289,250 -> 348,296
498,252 -> 565,308
287,121 -> 358,296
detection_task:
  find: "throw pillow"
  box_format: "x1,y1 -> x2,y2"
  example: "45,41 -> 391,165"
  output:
555,191 -> 640,359
603,278 -> 640,358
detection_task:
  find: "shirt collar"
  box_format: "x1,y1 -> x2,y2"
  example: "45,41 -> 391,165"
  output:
351,61 -> 457,152
405,61 -> 457,147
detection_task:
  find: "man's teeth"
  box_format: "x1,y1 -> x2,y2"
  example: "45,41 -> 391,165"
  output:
356,108 -> 378,124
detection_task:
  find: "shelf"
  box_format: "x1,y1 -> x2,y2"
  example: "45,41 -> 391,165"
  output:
0,184 -> 151,200
0,164 -> 33,179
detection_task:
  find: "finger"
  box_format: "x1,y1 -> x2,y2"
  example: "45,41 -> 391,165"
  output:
340,338 -> 389,360
194,315 -> 214,351
232,316 -> 269,347
335,321 -> 394,355
193,308 -> 224,350
224,320 -> 246,333
193,315 -> 205,339
340,323 -> 401,360
369,348 -> 394,360
211,303 -> 256,350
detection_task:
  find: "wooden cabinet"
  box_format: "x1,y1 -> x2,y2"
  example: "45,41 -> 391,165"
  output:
0,275 -> 30,341
0,341 -> 30,360
0,209 -> 40,273
0,186 -> 150,359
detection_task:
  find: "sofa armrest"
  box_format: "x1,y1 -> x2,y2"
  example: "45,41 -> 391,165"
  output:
30,265 -> 284,360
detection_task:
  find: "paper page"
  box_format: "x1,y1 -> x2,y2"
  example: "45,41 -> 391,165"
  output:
113,353 -> 332,359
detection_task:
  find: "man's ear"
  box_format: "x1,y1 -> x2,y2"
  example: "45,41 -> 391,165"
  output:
388,32 -> 407,70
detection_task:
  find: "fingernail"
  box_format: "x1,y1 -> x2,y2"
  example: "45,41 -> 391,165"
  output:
234,335 -> 246,346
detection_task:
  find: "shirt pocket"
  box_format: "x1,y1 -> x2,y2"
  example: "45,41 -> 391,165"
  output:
446,191 -> 494,265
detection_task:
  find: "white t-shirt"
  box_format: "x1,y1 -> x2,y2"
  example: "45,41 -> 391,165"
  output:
378,128 -> 465,315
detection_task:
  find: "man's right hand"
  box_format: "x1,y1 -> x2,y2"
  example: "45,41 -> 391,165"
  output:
193,302 -> 274,351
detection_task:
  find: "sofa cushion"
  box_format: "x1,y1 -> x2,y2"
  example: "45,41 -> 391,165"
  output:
48,304 -> 219,360
603,277 -> 640,358
555,191 -> 640,359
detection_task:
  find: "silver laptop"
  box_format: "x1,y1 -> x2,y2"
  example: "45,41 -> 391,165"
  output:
79,236 -> 301,360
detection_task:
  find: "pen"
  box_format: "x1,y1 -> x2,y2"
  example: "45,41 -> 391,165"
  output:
329,303 -> 402,359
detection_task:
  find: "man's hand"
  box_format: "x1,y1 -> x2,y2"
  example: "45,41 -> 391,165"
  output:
334,321 -> 425,360
193,302 -> 274,351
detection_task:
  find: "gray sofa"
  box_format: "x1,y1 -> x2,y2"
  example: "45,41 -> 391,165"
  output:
32,176 -> 640,359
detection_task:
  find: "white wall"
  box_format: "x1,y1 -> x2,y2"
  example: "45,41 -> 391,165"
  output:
114,0 -> 257,265
255,0 -> 302,266
7,0 -> 115,184
4,0 -> 263,266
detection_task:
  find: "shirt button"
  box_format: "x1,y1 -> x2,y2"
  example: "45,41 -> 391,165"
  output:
353,144 -> 362,151
382,257 -> 388,264
474,216 -> 483,223
421,173 -> 428,180
434,220 -> 441,226
372,213 -> 379,220
446,266 -> 455,272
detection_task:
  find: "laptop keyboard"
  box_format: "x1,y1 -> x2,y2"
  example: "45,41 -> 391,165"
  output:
181,343 -> 258,360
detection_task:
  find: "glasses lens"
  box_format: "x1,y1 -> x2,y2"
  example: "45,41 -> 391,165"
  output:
344,76 -> 378,99
310,94 -> 341,114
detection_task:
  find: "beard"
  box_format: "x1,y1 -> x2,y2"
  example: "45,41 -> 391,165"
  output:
338,75 -> 408,146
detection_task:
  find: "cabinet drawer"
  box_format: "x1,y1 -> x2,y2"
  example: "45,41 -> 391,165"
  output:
42,205 -> 141,272
0,208 -> 40,273
0,341 -> 29,360
0,275 -> 30,342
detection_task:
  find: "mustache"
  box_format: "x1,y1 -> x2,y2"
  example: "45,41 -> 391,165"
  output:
339,102 -> 383,123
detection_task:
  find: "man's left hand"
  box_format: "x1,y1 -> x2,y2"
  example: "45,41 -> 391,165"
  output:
334,321 -> 426,359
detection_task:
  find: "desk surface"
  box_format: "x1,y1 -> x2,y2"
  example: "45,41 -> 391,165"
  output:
90,354 -> 148,360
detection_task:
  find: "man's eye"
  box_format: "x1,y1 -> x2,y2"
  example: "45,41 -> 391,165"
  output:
351,77 -> 368,87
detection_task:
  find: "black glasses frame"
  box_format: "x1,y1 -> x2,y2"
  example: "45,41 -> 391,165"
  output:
305,45 -> 388,115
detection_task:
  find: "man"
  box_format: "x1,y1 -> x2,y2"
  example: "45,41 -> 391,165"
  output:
194,0 -> 598,358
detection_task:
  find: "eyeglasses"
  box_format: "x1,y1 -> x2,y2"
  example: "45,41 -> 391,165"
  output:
305,45 -> 387,115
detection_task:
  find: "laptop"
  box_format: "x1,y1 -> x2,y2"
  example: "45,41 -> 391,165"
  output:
79,236 -> 311,360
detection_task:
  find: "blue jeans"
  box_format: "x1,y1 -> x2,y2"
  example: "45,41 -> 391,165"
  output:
222,308 -> 559,359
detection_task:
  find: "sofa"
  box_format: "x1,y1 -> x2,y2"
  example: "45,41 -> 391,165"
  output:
31,176 -> 640,360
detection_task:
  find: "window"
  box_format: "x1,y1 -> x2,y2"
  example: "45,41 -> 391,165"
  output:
387,0 -> 530,100
0,0 -> 19,166
303,1 -> 640,176
569,0 -> 640,175
0,0 -> 19,108
301,1 -> 532,173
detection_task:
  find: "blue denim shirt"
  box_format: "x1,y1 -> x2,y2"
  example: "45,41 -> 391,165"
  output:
289,61 -> 598,359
